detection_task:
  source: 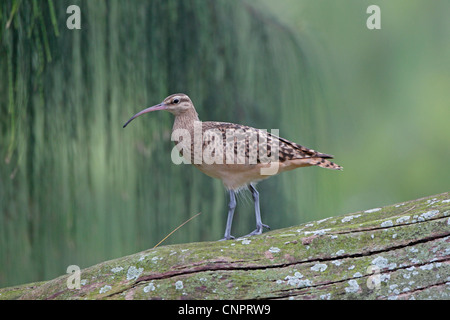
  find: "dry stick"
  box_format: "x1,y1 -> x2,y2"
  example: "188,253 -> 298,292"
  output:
153,212 -> 202,249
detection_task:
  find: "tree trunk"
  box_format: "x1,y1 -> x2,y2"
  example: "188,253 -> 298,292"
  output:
1,192 -> 449,300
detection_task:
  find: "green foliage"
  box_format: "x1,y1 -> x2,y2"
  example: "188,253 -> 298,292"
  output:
257,0 -> 450,212
0,0 -> 330,287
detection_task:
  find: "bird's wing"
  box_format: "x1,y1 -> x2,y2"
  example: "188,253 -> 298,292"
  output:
271,134 -> 334,160
200,122 -> 333,163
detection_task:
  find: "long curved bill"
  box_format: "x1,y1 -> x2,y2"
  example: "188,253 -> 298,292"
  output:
123,103 -> 167,128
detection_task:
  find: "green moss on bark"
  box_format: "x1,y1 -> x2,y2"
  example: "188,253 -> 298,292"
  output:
1,192 -> 449,300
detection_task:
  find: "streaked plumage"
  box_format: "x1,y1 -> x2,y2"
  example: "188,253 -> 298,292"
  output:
124,93 -> 342,240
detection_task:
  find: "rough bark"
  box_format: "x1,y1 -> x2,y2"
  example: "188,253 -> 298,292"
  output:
1,192 -> 449,300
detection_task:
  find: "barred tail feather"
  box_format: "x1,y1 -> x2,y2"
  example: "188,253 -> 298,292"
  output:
311,158 -> 343,170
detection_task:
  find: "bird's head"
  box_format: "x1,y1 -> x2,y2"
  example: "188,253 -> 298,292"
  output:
123,93 -> 194,128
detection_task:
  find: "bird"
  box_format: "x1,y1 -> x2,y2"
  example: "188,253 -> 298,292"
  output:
123,93 -> 342,240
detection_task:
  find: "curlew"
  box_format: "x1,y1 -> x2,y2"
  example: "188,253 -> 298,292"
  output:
123,93 -> 342,240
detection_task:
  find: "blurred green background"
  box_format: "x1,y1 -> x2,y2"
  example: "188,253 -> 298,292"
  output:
1,0 -> 449,288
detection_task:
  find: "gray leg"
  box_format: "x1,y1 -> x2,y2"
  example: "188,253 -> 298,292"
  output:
220,190 -> 236,240
245,184 -> 270,237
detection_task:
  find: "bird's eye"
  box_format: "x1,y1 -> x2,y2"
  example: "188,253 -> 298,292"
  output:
173,98 -> 180,104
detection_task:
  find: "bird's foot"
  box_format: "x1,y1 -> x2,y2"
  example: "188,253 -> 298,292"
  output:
244,223 -> 270,237
219,235 -> 236,241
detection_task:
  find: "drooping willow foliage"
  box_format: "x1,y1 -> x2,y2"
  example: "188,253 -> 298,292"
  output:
0,0 -> 336,286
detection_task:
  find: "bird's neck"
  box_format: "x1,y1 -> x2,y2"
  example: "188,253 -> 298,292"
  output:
172,107 -> 200,133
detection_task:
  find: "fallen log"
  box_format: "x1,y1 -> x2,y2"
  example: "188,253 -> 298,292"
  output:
1,192 -> 449,300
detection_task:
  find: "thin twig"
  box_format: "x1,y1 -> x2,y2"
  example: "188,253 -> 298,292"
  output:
153,212 -> 202,249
